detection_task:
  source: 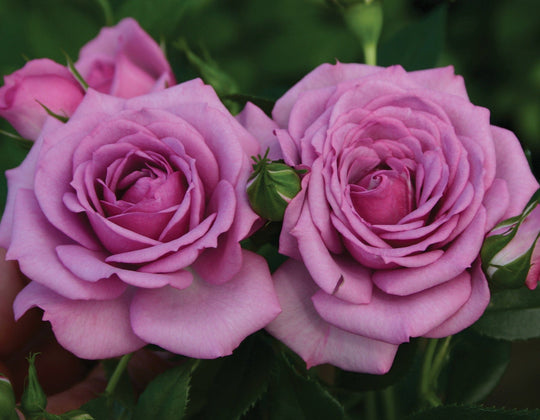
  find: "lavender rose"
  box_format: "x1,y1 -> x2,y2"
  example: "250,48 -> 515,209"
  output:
0,18 -> 174,141
0,59 -> 84,140
75,18 -> 175,98
0,79 -> 280,359
240,63 -> 539,373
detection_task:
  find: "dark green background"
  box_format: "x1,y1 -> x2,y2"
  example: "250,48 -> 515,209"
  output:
0,0 -> 539,410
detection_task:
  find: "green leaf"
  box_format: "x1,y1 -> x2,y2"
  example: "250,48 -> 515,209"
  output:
264,353 -> 345,420
473,307 -> 540,341
82,395 -> 132,420
407,405 -> 540,420
82,358 -> 136,420
189,333 -> 277,420
0,377 -> 19,420
473,286 -> 540,340
378,5 -> 447,70
133,360 -> 195,420
444,331 -> 511,404
175,39 -> 238,94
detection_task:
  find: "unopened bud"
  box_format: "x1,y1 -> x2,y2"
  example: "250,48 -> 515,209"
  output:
0,375 -> 19,420
247,150 -> 303,221
482,189 -> 540,290
20,353 -> 48,418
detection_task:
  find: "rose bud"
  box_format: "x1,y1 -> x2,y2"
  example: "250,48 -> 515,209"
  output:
0,59 -> 85,140
20,354 -> 48,418
247,150 -> 302,221
482,190 -> 540,290
0,376 -> 19,420
75,18 -> 175,98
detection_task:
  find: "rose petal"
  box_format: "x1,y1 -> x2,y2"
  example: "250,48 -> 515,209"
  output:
491,126 -> 539,219
372,208 -> 487,295
130,250 -> 281,358
13,282 -> 145,359
266,259 -> 398,374
425,261 -> 490,337
7,190 -> 126,300
56,245 -> 193,290
312,270 -> 472,344
236,102 -> 282,160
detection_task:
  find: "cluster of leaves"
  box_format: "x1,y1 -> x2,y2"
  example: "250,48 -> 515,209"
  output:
5,329 -> 540,419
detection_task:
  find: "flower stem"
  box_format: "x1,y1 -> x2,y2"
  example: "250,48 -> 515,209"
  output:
429,336 -> 452,384
364,391 -> 377,420
363,42 -> 378,66
105,353 -> 133,396
419,336 -> 452,408
382,386 -> 397,420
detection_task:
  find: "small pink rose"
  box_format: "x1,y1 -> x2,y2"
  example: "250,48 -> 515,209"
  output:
76,18 -> 175,98
240,63 -> 539,373
0,59 -> 84,140
0,80 -> 280,360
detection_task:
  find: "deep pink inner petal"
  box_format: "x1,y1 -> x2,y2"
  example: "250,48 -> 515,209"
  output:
350,169 -> 413,225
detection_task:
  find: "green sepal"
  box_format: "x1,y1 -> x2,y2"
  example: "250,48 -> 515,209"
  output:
0,128 -> 33,149
20,353 -> 48,418
0,376 -> 19,420
63,51 -> 89,91
174,39 -> 238,98
247,150 -> 302,221
342,0 -> 383,66
481,188 -> 540,288
36,100 -> 69,123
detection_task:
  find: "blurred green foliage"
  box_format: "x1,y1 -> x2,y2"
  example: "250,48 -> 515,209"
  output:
0,0 -> 539,201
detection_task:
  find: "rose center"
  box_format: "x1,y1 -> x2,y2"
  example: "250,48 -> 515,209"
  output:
349,169 -> 412,225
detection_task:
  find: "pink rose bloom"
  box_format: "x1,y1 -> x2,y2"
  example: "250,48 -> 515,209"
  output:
0,59 -> 85,140
239,63 -> 539,373
75,18 -> 175,98
0,80 -> 280,359
0,18 -> 174,141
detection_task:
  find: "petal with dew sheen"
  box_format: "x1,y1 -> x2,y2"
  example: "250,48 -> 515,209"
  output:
266,259 -> 398,374
130,250 -> 281,358
13,282 -> 145,359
